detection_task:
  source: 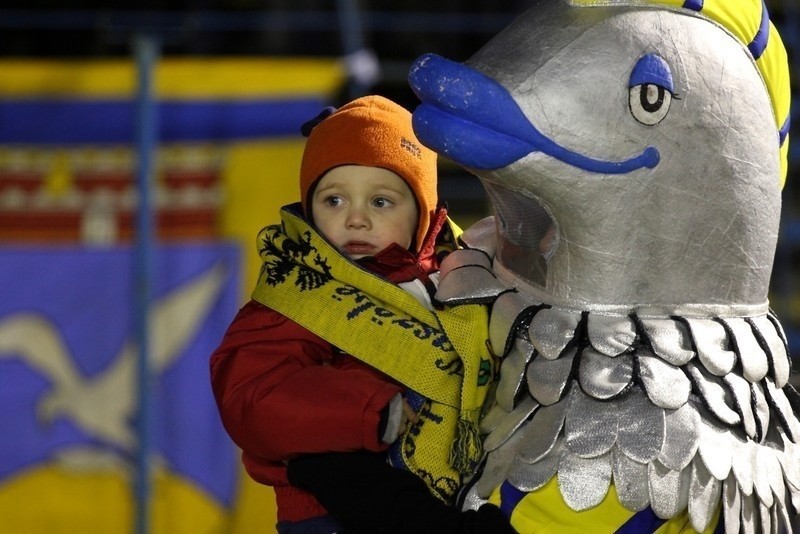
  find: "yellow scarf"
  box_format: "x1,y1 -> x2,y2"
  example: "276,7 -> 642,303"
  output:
251,205 -> 496,502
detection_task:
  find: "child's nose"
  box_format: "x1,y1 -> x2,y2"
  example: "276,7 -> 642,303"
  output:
346,206 -> 370,229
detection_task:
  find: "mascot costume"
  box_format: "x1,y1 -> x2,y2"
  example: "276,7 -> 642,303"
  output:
408,0 -> 796,532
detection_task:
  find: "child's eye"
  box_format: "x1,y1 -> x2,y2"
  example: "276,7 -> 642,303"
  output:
324,195 -> 343,207
373,197 -> 393,208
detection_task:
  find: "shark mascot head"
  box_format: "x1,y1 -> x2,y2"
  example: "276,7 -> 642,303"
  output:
409,0 -> 796,531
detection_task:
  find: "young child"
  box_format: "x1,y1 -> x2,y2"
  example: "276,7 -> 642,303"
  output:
210,95 -> 514,533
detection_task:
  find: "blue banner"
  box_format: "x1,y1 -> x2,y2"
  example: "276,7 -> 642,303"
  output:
0,244 -> 241,530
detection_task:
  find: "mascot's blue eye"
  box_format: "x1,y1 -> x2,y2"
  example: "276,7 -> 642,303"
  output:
629,54 -> 674,125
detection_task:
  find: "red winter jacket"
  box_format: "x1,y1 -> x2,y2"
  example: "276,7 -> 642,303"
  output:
210,207 -> 449,524
210,300 -> 403,522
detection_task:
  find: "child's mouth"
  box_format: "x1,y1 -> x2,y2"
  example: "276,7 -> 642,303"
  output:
343,241 -> 374,255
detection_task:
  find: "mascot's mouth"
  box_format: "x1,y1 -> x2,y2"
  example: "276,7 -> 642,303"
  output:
483,181 -> 556,288
409,53 -> 660,173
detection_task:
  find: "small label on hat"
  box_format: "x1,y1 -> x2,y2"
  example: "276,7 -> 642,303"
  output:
400,137 -> 422,159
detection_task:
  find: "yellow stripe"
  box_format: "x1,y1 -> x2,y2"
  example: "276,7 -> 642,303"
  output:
779,134 -> 790,188
700,0 -> 791,186
0,58 -> 345,98
757,22 -> 792,128
699,0 -> 762,49
491,477 -> 721,533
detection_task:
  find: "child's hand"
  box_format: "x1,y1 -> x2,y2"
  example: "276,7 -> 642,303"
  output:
401,398 -> 419,427
380,394 -> 419,444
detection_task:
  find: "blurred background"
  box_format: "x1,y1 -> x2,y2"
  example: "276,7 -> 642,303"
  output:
0,1 -> 797,533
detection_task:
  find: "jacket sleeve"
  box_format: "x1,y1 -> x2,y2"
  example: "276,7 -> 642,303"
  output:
210,300 -> 403,462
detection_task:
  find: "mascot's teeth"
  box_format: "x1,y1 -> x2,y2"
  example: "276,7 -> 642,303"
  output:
434,264 -> 507,304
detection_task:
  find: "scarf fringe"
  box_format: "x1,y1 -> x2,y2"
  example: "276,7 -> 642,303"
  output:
450,414 -> 484,475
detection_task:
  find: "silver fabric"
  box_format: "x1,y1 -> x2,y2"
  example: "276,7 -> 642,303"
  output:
752,383 -> 772,442
648,460 -> 690,519
778,433 -> 800,489
686,362 -> 741,426
689,458 -> 722,532
775,484 -> 794,534
761,503 -> 773,533
527,346 -> 576,406
725,372 -> 758,439
479,401 -> 508,435
528,307 -> 581,360
496,337 -> 534,411
753,445 -> 774,507
434,264 -> 508,305
723,475 -> 742,534
765,378 -> 800,441
586,313 -> 635,357
483,395 -> 539,452
408,0 -> 800,528
612,449 -> 650,511
507,437 -> 563,492
517,399 -> 568,463
459,485 -> 488,513
438,248 -> 492,278
769,310 -> 791,347
722,318 -> 770,382
730,436 -> 756,496
763,446 -> 786,509
751,315 -> 791,388
617,387 -> 665,463
474,429 -> 525,498
658,403 -> 700,471
741,492 -> 757,534
637,348 -> 691,409
564,387 -> 617,458
557,450 -> 612,511
697,417 -> 733,481
684,318 -> 736,376
457,216 -> 497,258
577,347 -> 633,400
489,291 -> 533,358
640,318 -> 695,366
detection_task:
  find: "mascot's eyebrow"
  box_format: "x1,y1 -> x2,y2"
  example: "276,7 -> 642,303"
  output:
629,54 -> 674,93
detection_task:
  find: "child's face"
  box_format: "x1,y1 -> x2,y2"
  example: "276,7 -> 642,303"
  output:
311,165 -> 418,259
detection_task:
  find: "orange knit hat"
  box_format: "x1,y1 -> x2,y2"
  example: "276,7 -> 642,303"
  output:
300,95 -> 438,251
